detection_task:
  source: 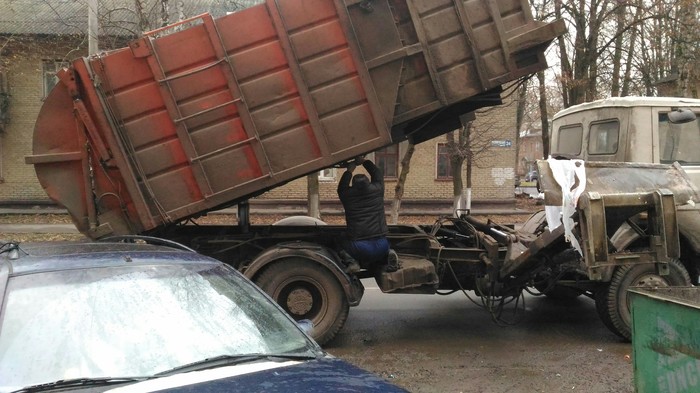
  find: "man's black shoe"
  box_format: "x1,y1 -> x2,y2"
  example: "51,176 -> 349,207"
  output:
386,249 -> 400,272
346,260 -> 361,273
339,250 -> 361,273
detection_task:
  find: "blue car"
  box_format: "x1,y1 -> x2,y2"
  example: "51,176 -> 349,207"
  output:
0,237 -> 407,393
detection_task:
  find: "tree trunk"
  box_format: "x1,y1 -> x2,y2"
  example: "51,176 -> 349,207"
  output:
515,80 -> 528,175
465,135 -> 473,213
391,142 -> 415,225
555,0 -> 572,108
134,0 -> 150,33
307,173 -> 320,219
88,0 -> 99,54
584,0 -> 604,102
610,1 -> 625,97
537,70 -> 550,158
462,124 -> 472,214
446,131 -> 465,216
569,0 -> 588,106
160,0 -> 170,27
621,1 -> 642,96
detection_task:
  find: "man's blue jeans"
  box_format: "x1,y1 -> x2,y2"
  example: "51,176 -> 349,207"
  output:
346,236 -> 390,267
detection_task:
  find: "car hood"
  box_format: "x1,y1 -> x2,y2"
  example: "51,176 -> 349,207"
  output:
108,357 -> 407,393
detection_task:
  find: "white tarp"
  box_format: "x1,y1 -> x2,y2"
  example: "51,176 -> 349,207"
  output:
544,157 -> 586,256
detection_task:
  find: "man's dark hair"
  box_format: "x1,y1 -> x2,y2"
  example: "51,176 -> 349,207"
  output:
352,174 -> 369,189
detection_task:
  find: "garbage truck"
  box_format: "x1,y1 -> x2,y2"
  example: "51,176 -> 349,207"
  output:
27,0 -> 697,344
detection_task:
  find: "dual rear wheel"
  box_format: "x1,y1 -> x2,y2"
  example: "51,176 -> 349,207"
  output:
255,258 -> 349,346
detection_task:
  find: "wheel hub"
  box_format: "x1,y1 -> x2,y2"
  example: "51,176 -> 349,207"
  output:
286,288 -> 314,316
633,274 -> 670,288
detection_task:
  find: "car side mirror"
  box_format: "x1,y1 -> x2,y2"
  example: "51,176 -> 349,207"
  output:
668,108 -> 697,124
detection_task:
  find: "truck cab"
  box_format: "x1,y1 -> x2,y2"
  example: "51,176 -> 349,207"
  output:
551,97 -> 700,185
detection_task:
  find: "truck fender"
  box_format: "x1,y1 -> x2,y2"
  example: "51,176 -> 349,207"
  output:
609,222 -> 641,252
677,209 -> 700,254
610,211 -> 700,253
610,210 -> 700,282
243,241 -> 364,306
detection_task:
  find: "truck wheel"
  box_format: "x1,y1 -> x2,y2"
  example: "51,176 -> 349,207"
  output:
595,259 -> 691,341
520,210 -> 547,235
255,258 -> 349,346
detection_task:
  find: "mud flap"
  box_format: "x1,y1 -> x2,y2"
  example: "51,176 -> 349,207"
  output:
375,255 -> 439,293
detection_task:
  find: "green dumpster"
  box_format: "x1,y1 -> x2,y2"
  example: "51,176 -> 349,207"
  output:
630,287 -> 700,393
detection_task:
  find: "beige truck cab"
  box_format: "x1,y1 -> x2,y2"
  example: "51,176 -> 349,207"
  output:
551,96 -> 700,183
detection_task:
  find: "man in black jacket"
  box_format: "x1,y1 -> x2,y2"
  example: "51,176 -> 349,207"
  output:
337,157 -> 399,273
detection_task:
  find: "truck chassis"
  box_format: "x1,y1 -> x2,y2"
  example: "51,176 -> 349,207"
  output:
151,160 -> 697,345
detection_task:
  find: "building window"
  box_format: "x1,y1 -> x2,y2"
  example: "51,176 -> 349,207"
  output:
436,142 -> 452,179
375,145 -> 398,178
43,60 -> 67,99
319,167 -> 336,181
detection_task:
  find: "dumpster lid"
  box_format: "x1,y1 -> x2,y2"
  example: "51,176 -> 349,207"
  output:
629,286 -> 700,310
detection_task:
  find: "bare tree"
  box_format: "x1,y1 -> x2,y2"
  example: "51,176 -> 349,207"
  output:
514,79 -> 529,176
609,0 -> 626,97
546,0 -> 700,106
445,104 -> 516,214
160,0 -> 170,27
536,70 -> 551,158
134,0 -> 151,33
390,142 -> 415,225
635,0 -> 700,96
551,0 -> 614,106
445,125 -> 469,214
307,173 -> 320,219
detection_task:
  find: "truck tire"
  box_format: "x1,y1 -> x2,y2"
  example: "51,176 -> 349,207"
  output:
272,216 -> 327,226
520,210 -> 547,235
595,259 -> 691,341
255,258 -> 349,346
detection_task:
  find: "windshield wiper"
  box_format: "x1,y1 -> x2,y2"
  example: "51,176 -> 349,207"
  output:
12,376 -> 149,393
154,353 -> 320,376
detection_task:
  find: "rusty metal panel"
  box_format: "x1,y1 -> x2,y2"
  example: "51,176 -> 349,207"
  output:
538,161 -> 700,207
535,160 -> 694,281
502,162 -> 695,281
30,0 -> 563,237
113,6 -> 386,224
351,0 -> 564,125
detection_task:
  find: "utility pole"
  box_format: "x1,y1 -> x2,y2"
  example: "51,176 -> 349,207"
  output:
88,0 -> 98,54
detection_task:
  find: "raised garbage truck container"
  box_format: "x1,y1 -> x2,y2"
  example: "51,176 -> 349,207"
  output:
28,0 -> 564,239
629,287 -> 700,393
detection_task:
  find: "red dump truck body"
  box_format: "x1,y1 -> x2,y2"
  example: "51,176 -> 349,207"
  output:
28,0 -> 563,238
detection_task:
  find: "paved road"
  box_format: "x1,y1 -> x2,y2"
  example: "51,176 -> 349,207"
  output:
327,279 -> 634,393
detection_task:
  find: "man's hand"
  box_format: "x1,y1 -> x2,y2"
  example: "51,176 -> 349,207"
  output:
354,155 -> 366,165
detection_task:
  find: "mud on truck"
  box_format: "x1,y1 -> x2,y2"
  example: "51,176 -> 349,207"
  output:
26,0 -> 697,345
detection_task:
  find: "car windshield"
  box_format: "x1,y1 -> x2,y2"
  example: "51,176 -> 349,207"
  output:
659,112 -> 700,165
0,263 -> 319,391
